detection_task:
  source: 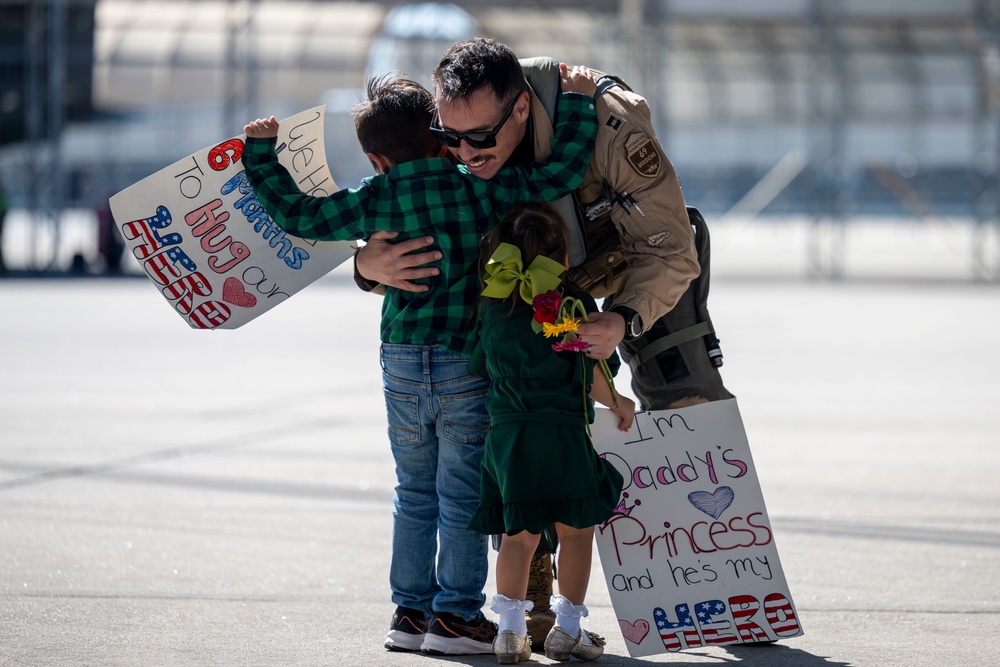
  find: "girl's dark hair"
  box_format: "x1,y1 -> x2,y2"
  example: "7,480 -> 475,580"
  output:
480,202 -> 569,306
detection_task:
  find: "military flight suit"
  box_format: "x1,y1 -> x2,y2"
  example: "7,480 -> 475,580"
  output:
520,57 -> 732,410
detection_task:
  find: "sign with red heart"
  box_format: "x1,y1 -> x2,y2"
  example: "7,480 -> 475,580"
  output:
110,107 -> 355,330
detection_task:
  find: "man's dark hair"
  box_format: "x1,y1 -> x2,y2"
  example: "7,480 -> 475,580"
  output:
432,37 -> 528,106
353,74 -> 440,165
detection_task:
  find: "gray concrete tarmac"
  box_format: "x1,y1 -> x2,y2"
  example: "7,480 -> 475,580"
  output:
1,269 -> 998,666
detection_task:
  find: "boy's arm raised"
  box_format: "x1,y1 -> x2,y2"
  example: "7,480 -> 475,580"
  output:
485,70 -> 599,203
241,117 -> 374,242
245,115 -> 279,139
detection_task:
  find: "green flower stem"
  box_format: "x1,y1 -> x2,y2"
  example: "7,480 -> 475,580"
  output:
561,297 -> 620,410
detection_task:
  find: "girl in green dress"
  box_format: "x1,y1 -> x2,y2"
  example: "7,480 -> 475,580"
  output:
467,202 -> 635,663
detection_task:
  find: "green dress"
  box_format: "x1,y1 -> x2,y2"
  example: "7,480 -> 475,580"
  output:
467,289 -> 625,536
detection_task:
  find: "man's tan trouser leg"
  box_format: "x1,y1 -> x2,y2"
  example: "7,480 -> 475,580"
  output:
525,552 -> 555,648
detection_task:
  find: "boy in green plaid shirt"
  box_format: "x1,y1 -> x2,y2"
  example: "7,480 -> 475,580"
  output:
241,67 -> 598,656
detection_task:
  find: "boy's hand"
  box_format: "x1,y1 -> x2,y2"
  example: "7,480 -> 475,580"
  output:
559,63 -> 598,97
245,116 -> 279,139
611,396 -> 636,432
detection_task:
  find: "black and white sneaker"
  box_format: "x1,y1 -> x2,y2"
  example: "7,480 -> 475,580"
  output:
421,612 -> 498,655
384,606 -> 428,652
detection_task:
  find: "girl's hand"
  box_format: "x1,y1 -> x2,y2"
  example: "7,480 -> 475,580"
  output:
611,396 -> 636,432
245,116 -> 279,139
559,63 -> 598,97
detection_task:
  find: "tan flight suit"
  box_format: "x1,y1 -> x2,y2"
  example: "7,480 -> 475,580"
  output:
522,57 -> 733,411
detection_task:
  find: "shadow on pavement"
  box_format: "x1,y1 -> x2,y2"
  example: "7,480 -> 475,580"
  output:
723,642 -> 851,665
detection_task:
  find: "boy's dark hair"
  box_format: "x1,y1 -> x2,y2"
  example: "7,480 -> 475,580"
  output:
353,74 -> 440,165
481,202 -> 569,306
432,37 -> 528,107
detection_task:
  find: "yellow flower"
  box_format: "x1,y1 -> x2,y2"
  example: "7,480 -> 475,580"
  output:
542,318 -> 580,338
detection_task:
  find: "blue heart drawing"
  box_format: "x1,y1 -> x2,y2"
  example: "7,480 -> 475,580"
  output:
688,486 -> 735,519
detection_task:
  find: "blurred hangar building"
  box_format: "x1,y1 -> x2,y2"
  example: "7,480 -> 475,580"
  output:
1,0 -> 1000,274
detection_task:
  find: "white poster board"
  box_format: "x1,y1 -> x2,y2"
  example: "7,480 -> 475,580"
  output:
592,398 -> 803,657
109,107 -> 356,330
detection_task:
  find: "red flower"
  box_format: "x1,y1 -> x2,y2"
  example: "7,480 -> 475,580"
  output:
532,290 -> 562,325
552,337 -> 589,353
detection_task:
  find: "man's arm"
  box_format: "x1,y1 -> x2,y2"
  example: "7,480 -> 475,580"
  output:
575,83 -> 700,358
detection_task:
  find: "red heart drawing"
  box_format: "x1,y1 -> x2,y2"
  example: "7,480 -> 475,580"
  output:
222,277 -> 257,309
619,618 -> 649,645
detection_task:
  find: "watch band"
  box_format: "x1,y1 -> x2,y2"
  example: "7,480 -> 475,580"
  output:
611,306 -> 642,341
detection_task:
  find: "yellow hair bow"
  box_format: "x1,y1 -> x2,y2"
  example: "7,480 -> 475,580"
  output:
481,242 -> 565,304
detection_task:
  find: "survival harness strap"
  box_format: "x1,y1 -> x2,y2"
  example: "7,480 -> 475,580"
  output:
631,322 -> 713,368
630,207 -> 720,370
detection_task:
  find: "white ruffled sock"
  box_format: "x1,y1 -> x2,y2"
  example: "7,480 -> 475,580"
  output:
550,594 -> 589,641
490,594 -> 533,636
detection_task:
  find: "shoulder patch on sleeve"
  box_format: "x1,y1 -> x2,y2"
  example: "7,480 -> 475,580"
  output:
624,132 -> 661,178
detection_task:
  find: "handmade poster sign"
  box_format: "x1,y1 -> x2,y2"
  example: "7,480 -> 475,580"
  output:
109,106 -> 356,330
591,398 -> 802,657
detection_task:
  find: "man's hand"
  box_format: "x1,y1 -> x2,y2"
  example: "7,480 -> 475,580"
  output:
577,311 -> 625,359
356,230 -> 442,293
559,63 -> 598,97
245,116 -> 279,139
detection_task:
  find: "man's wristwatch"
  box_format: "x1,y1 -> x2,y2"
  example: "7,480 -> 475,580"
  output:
611,306 -> 644,342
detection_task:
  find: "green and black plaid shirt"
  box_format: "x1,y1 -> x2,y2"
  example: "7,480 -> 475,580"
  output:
242,92 -> 597,357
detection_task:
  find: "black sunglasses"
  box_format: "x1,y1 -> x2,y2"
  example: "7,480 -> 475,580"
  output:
429,94 -> 519,149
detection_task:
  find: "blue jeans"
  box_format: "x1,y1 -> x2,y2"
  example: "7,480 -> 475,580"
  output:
380,343 -> 490,620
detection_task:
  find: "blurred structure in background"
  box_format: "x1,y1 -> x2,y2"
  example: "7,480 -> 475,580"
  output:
0,0 -> 999,279
0,0 -> 96,271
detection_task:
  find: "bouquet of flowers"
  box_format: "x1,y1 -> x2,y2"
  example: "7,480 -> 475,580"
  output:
531,289 -> 620,415
481,242 -> 620,431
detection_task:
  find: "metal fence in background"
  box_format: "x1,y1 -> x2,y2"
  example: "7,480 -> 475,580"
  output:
1,0 -> 999,278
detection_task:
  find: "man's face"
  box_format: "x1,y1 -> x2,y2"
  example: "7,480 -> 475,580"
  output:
435,87 -> 530,180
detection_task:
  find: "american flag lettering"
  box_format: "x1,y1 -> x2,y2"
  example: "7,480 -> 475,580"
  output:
188,300 -> 231,329
694,600 -> 738,645
654,604 -> 701,651
729,595 -> 771,642
653,593 -> 801,651
162,272 -> 213,315
122,205 -> 180,259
